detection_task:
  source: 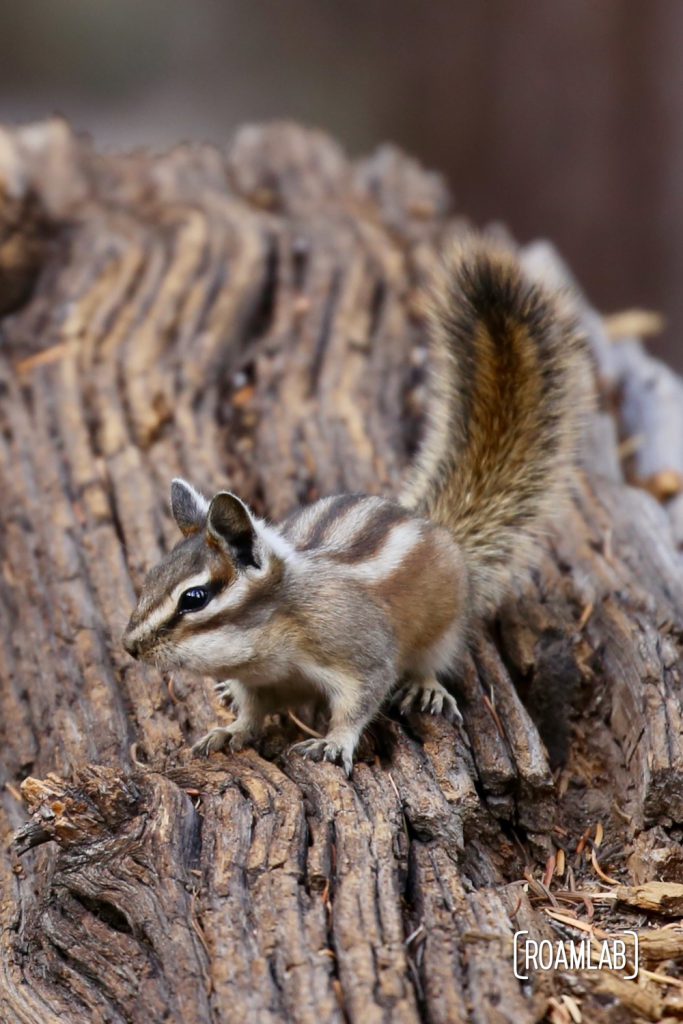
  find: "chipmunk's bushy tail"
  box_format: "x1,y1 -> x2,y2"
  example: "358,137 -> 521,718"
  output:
402,236 -> 593,616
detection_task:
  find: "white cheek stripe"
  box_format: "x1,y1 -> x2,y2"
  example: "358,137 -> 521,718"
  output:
127,571 -> 211,642
177,573 -> 253,622
342,521 -> 423,582
168,571 -> 214,609
132,560 -> 269,638
127,545 -> 281,644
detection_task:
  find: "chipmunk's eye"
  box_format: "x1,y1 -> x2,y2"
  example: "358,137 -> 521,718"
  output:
178,586 -> 210,614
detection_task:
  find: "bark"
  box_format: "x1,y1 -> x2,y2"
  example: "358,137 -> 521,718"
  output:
1,119 -> 682,1024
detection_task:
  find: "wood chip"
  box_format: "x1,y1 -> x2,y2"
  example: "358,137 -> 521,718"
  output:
616,881 -> 683,917
641,469 -> 683,501
603,309 -> 665,340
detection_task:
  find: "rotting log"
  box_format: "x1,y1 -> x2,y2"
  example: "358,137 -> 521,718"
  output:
1,119 -> 683,1024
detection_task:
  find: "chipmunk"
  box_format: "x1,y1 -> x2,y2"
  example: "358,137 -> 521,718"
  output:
123,236 -> 591,775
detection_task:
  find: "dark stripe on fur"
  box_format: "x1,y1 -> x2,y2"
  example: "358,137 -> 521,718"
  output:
295,493 -> 368,551
326,503 -> 409,563
176,560 -> 284,637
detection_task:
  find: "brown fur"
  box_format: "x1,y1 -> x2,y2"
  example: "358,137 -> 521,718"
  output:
402,236 -> 593,616
370,529 -> 467,667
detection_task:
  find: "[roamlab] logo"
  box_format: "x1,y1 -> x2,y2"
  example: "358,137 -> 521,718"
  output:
513,931 -> 639,981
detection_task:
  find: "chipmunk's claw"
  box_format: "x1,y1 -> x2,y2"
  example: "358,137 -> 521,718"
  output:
289,738 -> 354,777
213,680 -> 236,706
192,727 -> 231,756
393,679 -> 463,724
192,723 -> 254,756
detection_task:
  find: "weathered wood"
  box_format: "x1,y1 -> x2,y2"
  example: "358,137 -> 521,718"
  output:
1,119 -> 683,1024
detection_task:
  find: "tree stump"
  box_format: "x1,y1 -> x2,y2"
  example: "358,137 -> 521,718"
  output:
1,119 -> 683,1024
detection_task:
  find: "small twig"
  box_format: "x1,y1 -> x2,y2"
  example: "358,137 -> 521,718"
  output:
542,853 -> 557,889
577,601 -> 594,630
405,922 -> 426,947
617,434 -> 644,460
167,676 -> 180,705
189,890 -> 211,958
287,710 -> 322,738
482,691 -> 506,740
15,342 -> 70,374
129,742 -> 147,768
525,868 -> 559,908
612,803 -> 632,825
590,846 -> 619,886
554,890 -> 617,903
639,967 -> 683,990
5,782 -> 22,803
543,909 -> 595,934
386,772 -> 401,803
575,827 -> 591,858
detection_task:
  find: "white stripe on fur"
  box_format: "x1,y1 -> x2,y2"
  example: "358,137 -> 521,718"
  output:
343,520 -> 423,581
126,571 -> 211,642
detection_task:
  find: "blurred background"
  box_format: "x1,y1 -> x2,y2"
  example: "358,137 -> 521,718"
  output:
1,0 -> 681,369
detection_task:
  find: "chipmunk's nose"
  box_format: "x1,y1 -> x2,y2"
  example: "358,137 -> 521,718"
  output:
123,633 -> 140,659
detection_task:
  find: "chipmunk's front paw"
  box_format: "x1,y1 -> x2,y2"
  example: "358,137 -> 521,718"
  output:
192,723 -> 254,757
289,738 -> 354,777
394,678 -> 463,723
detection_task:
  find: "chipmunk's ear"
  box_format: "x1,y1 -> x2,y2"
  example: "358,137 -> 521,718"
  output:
171,478 -> 209,537
207,492 -> 259,568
